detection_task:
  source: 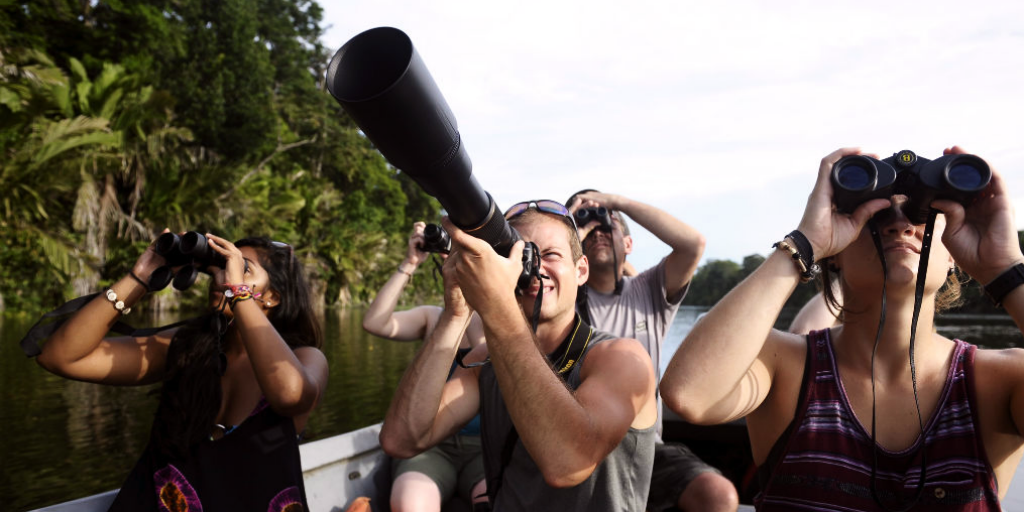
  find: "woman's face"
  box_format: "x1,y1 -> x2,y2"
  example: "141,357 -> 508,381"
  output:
208,246 -> 273,315
834,195 -> 954,297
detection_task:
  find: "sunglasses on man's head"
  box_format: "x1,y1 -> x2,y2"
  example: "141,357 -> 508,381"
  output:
503,200 -> 578,230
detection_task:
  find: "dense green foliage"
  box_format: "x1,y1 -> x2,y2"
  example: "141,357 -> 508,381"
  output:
0,0 -> 441,312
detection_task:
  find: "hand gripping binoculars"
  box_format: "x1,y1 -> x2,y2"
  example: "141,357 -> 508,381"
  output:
831,149 -> 991,224
574,207 -> 612,232
148,231 -> 227,291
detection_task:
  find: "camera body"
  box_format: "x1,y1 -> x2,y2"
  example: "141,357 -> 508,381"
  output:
830,149 -> 991,224
419,224 -> 452,254
574,207 -> 612,232
150,231 -> 227,291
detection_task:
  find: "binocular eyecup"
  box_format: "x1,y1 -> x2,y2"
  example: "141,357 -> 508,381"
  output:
831,149 -> 991,224
574,207 -> 612,231
149,231 -> 227,291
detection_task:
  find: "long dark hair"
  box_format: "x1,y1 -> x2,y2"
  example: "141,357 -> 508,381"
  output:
152,237 -> 322,458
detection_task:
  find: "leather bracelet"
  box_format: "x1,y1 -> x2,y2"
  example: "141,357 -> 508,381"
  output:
129,271 -> 150,292
397,265 -> 414,277
786,230 -> 816,270
984,263 -> 1024,307
773,238 -> 820,283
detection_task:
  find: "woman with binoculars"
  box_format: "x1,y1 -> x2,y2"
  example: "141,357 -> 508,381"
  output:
36,231 -> 328,511
661,147 -> 1023,511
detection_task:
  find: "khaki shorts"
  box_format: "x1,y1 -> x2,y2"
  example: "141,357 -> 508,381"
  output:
647,442 -> 722,511
392,435 -> 485,502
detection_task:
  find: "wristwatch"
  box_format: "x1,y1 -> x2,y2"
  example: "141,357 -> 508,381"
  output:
984,263 -> 1024,307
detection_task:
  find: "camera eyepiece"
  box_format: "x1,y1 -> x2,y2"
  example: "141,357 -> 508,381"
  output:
420,223 -> 452,254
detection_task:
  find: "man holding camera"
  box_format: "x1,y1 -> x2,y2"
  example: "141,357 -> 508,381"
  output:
380,202 -> 658,511
567,190 -> 739,512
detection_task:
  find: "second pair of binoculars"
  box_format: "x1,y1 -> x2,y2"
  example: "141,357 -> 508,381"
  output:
574,207 -> 613,231
148,232 -> 227,291
831,149 -> 992,224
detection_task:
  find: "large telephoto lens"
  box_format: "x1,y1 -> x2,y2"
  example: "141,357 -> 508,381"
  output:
325,27 -> 520,257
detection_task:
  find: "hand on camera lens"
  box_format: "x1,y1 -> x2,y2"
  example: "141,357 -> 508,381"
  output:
441,217 -> 524,317
797,148 -> 891,260
930,149 -> 1024,283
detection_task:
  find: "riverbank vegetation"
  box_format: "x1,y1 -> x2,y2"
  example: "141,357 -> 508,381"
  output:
2,2 -> 1019,316
0,0 -> 443,312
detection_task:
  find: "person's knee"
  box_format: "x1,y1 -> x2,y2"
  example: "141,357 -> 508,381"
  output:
677,472 -> 739,512
391,472 -> 443,512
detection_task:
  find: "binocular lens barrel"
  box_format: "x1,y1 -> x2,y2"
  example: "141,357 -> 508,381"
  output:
833,157 -> 877,192
946,161 -> 987,191
155,232 -> 180,257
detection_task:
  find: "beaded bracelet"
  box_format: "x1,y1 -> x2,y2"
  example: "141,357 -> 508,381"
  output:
224,284 -> 261,307
104,288 -> 132,315
772,238 -> 820,283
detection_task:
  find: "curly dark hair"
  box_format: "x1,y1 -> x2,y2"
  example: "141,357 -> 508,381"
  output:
152,237 -> 321,458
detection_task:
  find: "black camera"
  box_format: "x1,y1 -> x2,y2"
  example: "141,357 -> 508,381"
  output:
419,223 -> 452,254
831,149 -> 991,224
325,27 -> 538,291
149,231 -> 227,291
574,207 -> 612,232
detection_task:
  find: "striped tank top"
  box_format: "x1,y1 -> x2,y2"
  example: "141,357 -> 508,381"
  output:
755,329 -> 1001,511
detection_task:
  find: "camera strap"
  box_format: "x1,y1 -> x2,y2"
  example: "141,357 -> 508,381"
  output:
867,210 -> 937,511
485,313 -> 595,503
18,293 -> 192,358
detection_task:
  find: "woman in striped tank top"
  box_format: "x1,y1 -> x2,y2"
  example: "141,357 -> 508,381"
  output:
661,147 -> 1024,511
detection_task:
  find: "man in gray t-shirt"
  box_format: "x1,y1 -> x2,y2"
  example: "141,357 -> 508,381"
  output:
568,190 -> 740,512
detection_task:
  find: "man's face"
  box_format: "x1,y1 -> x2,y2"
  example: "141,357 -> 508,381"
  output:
514,215 -> 588,322
583,214 -> 631,272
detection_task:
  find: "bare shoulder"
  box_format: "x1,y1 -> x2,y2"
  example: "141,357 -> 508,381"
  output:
974,346 -> 1024,392
763,327 -> 809,376
581,337 -> 655,381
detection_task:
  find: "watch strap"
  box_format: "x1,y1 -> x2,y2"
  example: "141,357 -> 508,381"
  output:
984,263 -> 1024,307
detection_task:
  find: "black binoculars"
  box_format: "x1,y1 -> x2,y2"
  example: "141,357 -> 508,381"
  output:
831,149 -> 991,224
574,207 -> 612,231
419,224 -> 452,254
148,231 -> 227,291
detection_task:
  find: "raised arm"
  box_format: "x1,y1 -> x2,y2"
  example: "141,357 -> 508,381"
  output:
362,221 -> 439,340
37,233 -> 176,385
205,234 -> 328,420
442,218 -> 657,488
931,153 -> 1024,433
571,192 -> 705,299
484,313 -> 656,487
661,148 -> 890,425
379,251 -> 482,458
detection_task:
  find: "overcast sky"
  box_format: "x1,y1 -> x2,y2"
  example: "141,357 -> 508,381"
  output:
319,1 -> 1024,272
